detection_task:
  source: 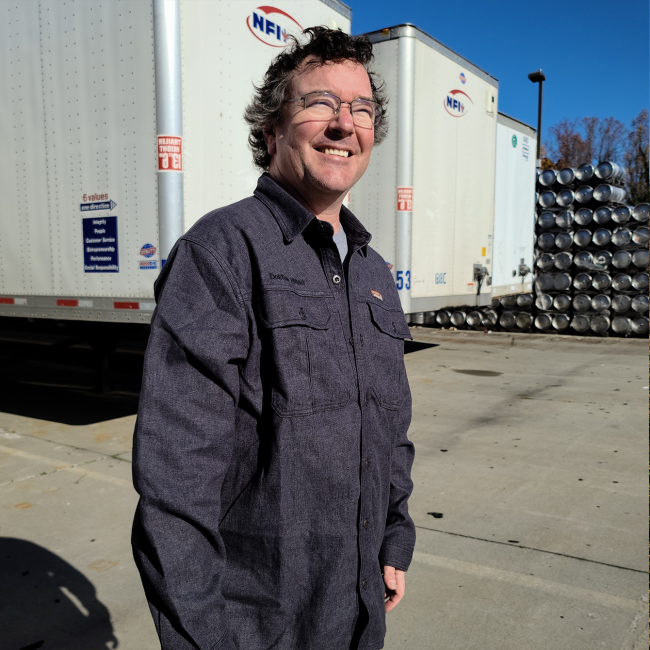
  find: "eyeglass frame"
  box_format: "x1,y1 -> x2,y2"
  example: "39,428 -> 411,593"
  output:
283,91 -> 383,127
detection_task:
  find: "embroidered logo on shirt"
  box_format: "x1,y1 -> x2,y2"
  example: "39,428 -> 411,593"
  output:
269,272 -> 305,286
371,290 -> 383,301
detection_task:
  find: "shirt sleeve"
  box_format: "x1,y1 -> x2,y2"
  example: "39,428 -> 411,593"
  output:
379,369 -> 416,572
131,238 -> 248,650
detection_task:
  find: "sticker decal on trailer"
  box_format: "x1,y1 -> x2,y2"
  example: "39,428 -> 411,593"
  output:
158,136 -> 183,171
246,6 -> 302,47
443,89 -> 473,117
83,217 -> 119,273
396,187 -> 413,211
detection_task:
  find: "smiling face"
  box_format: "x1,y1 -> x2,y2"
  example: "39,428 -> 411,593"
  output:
265,59 -> 375,208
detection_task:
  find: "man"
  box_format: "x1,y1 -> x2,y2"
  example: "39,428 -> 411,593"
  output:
132,27 -> 415,650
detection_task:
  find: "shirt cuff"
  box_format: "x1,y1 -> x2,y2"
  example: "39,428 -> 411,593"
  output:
379,541 -> 413,572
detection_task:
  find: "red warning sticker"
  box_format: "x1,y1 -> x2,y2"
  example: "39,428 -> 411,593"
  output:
158,135 -> 183,172
397,187 -> 413,211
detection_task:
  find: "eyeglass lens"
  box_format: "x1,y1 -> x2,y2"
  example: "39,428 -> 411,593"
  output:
303,92 -> 379,127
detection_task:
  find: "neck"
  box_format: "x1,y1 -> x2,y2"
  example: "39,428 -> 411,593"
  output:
268,166 -> 346,234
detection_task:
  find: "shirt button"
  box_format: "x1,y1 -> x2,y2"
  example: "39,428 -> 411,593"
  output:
299,307 -> 306,320
362,579 -> 368,590
332,274 -> 342,285
363,518 -> 370,529
365,458 -> 371,469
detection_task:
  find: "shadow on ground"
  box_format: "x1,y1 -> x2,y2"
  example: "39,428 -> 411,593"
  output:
0,537 -> 118,650
0,318 -> 148,425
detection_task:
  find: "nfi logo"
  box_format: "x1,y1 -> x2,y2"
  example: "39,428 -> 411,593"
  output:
246,6 -> 302,47
443,89 -> 473,117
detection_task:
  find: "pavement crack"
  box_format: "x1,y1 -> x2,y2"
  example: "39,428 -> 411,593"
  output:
415,525 -> 649,575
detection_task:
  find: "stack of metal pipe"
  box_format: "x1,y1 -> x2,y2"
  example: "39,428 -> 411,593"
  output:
534,161 -> 649,337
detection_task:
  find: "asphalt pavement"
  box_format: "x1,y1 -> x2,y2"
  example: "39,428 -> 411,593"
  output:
0,328 -> 647,650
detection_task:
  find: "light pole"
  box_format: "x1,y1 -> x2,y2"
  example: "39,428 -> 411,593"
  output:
528,69 -> 545,166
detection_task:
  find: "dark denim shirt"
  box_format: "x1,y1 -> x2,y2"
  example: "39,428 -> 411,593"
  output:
132,174 -> 415,650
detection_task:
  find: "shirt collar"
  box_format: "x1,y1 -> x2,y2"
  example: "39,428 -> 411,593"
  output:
253,173 -> 372,253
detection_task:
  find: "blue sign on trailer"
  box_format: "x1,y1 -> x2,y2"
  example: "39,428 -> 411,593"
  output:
82,216 -> 119,272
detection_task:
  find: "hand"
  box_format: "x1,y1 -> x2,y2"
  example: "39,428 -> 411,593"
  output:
382,565 -> 405,612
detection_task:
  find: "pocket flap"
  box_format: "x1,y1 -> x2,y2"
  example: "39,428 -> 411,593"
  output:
367,302 -> 412,339
259,291 -> 331,329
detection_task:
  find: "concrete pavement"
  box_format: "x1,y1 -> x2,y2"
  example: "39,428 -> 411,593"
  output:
0,330 -> 647,649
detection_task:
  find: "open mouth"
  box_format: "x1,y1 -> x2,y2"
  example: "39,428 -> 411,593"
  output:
316,147 -> 351,158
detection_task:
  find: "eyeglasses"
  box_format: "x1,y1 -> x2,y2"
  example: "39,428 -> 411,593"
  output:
284,91 -> 382,128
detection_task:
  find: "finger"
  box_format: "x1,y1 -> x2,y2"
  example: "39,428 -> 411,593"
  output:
384,569 -> 405,613
383,565 -> 397,591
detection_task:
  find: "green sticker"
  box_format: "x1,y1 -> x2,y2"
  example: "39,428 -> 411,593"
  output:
512,134 -> 517,148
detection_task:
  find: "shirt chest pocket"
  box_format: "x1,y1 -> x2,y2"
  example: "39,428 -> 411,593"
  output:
258,290 -> 355,417
363,301 -> 412,409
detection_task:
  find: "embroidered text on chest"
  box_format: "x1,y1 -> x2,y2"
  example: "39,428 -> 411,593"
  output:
269,272 -> 306,286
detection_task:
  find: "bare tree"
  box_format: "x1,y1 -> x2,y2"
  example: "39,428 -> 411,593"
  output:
624,109 -> 649,204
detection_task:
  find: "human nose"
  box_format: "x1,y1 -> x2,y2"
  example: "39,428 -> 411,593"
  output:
328,102 -> 355,134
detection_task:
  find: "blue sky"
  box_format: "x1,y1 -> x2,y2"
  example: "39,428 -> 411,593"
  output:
349,0 -> 649,147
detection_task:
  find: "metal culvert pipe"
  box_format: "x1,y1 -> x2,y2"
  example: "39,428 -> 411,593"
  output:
555,210 -> 575,228
573,294 -> 591,311
500,295 -> 517,308
632,249 -> 649,267
573,273 -> 592,290
592,228 -> 612,246
553,273 -> 572,290
535,274 -> 554,291
591,294 -> 612,311
574,229 -> 592,247
576,163 -> 595,181
611,294 -> 632,312
612,250 -> 633,269
632,272 -> 649,290
537,211 -> 555,228
554,252 -> 573,270
592,273 -> 612,290
534,313 -> 552,330
593,206 -> 612,224
612,205 -> 632,223
593,184 -> 626,203
536,253 -> 555,270
516,312 -> 533,329
535,293 -> 553,310
575,208 -> 593,225
594,250 -> 612,267
481,310 -> 498,327
631,317 -> 649,334
571,315 -> 590,332
450,311 -> 466,326
556,189 -> 574,207
632,226 -> 649,244
466,311 -> 482,327
574,185 -> 594,203
553,294 -> 571,310
558,167 -> 576,185
632,203 -> 649,222
436,310 -> 451,326
424,311 -> 437,325
631,295 -> 649,313
595,161 -> 624,180
612,273 -> 632,290
590,315 -> 610,333
411,312 -> 425,325
574,251 -> 594,268
538,169 -> 558,186
611,228 -> 632,247
611,316 -> 631,334
537,233 -> 556,250
552,313 -> 571,330
516,293 -> 534,307
538,191 -> 556,208
555,232 -> 573,249
499,311 -> 516,328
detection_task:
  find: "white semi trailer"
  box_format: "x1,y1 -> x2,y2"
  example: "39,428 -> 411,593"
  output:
0,0 -> 350,323
492,112 -> 536,298
350,24 -> 499,316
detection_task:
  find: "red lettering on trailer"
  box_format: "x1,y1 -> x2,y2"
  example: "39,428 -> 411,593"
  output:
82,193 -> 109,202
158,135 -> 183,172
114,302 -> 139,310
56,299 -> 79,307
397,187 -> 413,211
0,297 -> 15,305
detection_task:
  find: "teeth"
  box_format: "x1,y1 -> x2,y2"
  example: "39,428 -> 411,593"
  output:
322,148 -> 349,158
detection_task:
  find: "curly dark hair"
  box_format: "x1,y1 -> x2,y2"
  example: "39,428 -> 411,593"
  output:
244,27 -> 389,171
